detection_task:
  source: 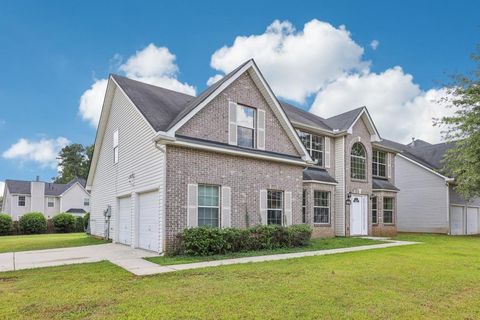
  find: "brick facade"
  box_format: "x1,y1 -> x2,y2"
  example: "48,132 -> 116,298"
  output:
177,72 -> 300,157
371,191 -> 398,237
165,145 -> 304,250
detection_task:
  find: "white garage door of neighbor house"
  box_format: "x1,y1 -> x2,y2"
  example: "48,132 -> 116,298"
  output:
450,206 -> 465,235
118,197 -> 132,245
466,207 -> 480,235
138,191 -> 159,252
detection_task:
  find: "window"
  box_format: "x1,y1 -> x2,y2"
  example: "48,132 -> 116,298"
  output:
198,185 -> 220,227
383,197 -> 394,224
18,196 -> 25,207
372,150 -> 387,177
351,142 -> 367,180
313,191 -> 330,224
84,197 -> 90,206
372,197 -> 378,224
267,190 -> 283,225
47,197 -> 54,208
297,130 -> 324,166
237,105 -> 256,148
113,129 -> 119,164
302,190 -> 306,223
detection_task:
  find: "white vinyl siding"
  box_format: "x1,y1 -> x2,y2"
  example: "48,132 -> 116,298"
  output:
395,156 -> 449,233
89,84 -> 165,252
60,183 -> 91,213
334,137 -> 346,236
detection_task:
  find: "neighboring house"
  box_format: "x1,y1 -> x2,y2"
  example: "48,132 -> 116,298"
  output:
2,178 -> 90,220
87,59 -> 399,253
380,139 -> 480,235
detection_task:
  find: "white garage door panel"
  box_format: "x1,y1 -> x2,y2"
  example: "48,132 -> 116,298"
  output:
450,206 -> 465,235
138,191 -> 159,252
467,207 -> 480,235
118,197 -> 132,245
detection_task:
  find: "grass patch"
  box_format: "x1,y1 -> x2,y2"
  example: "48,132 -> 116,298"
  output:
147,237 -> 382,266
0,233 -> 108,253
2,234 -> 480,319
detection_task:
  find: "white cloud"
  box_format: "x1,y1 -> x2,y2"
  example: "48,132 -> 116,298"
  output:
79,43 -> 196,127
2,137 -> 70,169
310,67 -> 452,143
210,19 -> 368,103
370,40 -> 379,50
206,74 -> 224,86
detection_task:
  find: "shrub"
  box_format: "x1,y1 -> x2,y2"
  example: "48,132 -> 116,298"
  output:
83,212 -> 90,231
174,224 -> 312,256
19,212 -> 47,234
52,213 -> 76,233
75,216 -> 85,232
0,213 -> 12,235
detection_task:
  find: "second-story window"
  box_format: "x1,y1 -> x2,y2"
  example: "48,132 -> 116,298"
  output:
351,142 -> 367,180
237,105 -> 256,148
297,130 -> 324,166
18,195 -> 26,207
47,197 -> 54,208
372,150 -> 387,178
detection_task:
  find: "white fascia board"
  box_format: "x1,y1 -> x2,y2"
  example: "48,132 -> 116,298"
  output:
303,180 -> 338,186
347,108 -> 382,142
291,122 -> 335,136
165,139 -> 308,166
398,153 -> 453,181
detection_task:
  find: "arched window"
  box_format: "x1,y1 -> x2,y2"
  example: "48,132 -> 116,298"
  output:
351,142 -> 366,180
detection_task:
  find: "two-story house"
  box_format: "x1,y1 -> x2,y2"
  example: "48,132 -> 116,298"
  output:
2,177 -> 90,220
87,59 -> 399,253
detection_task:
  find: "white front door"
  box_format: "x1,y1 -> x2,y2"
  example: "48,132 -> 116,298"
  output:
350,195 -> 368,236
118,197 -> 132,245
466,207 -> 480,235
138,191 -> 159,252
450,205 -> 465,235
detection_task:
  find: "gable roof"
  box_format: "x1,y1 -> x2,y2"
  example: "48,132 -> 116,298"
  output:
303,167 -> 337,184
281,102 -> 332,132
323,107 -> 365,131
5,178 -> 86,196
111,75 -> 195,132
372,178 -> 399,191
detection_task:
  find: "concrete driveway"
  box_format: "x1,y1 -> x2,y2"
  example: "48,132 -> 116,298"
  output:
0,243 -> 168,275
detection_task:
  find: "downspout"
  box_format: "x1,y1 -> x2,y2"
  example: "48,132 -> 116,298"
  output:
155,141 -> 167,254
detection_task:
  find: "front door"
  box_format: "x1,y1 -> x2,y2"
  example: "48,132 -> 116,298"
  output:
350,195 -> 368,236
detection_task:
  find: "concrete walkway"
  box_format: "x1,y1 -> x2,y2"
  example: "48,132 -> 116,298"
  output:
0,238 -> 418,276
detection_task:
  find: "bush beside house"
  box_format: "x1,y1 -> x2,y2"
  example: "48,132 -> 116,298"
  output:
174,224 -> 312,256
19,212 -> 47,234
52,213 -> 76,233
0,214 -> 13,235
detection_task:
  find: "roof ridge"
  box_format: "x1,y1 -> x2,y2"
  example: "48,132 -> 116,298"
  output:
111,74 -> 196,98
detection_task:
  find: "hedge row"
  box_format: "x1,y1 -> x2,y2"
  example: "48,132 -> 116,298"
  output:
172,224 -> 313,256
0,212 -> 88,235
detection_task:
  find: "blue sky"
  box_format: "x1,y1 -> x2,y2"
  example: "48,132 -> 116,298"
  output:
0,0 -> 478,192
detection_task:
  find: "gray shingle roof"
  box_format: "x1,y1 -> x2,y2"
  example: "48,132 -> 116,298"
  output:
5,178 -> 86,196
112,75 -> 195,132
281,102 -> 332,131
322,107 -> 364,131
303,167 -> 338,184
66,208 -> 86,214
372,178 -> 399,191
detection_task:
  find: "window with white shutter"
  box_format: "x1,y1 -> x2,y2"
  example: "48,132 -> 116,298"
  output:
284,191 -> 292,225
187,184 -> 198,228
228,101 -> 237,145
259,189 -> 267,225
221,186 -> 231,228
387,153 -> 392,179
324,137 -> 331,168
257,109 -> 265,150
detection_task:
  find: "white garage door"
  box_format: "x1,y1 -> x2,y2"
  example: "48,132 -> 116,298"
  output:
466,207 -> 480,235
118,197 -> 132,245
138,191 -> 159,252
450,206 -> 465,235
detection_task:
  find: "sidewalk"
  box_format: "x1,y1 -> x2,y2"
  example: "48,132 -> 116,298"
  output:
0,238 -> 419,276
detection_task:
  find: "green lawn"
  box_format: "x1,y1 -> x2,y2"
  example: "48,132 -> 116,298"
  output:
1,234 -> 480,319
147,237 -> 382,265
0,233 -> 108,253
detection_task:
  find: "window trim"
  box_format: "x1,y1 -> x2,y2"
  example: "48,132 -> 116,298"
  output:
351,142 -> 367,181
197,184 -> 221,228
113,129 -> 119,164
372,149 -> 387,178
47,197 -> 55,208
267,189 -> 284,226
313,190 -> 330,225
18,195 -> 26,207
236,104 -> 256,149
372,197 -> 378,225
383,197 -> 395,225
297,130 -> 324,167
84,197 -> 90,207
